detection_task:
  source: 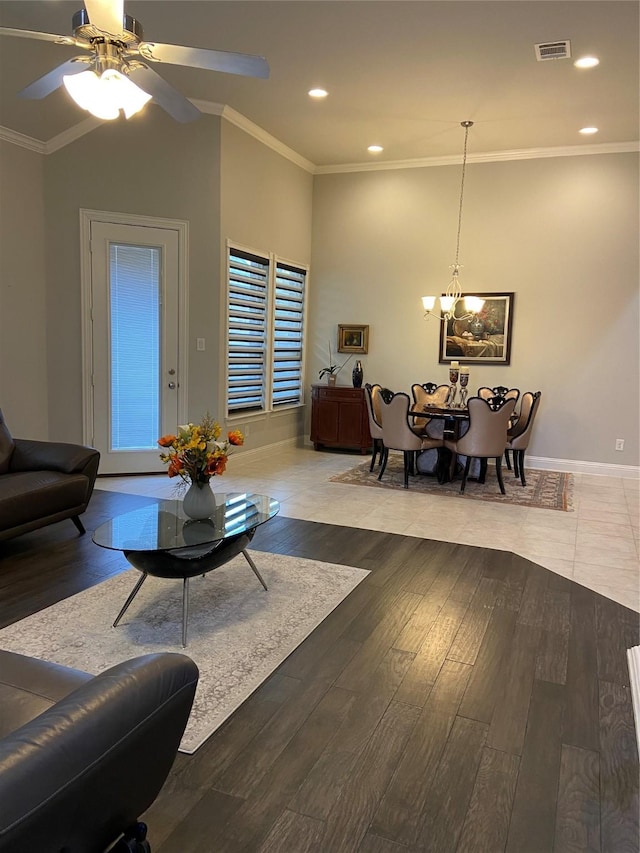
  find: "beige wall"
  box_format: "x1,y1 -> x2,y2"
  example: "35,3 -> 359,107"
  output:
220,121 -> 313,450
0,141 -> 48,437
310,153 -> 639,468
2,118 -> 637,471
41,110 -> 222,442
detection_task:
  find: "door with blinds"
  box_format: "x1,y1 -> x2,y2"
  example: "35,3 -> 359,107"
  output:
89,221 -> 181,474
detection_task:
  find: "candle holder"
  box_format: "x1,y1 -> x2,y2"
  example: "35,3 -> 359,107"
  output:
459,371 -> 469,408
447,367 -> 459,407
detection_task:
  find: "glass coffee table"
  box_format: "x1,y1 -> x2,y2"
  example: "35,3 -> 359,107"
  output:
93,492 -> 280,646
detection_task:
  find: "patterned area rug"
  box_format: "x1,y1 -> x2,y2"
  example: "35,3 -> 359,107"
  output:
331,456 -> 573,511
0,551 -> 369,753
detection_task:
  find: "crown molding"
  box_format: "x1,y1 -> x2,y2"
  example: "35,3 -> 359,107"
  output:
0,125 -> 45,154
1,110 -> 637,175
314,141 -> 640,174
212,102 -> 315,174
191,99 -> 315,173
45,116 -> 102,154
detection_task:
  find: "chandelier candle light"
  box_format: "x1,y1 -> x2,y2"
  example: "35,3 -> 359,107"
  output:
422,121 -> 485,324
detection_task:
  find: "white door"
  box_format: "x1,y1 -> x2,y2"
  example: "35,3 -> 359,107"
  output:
89,220 -> 183,474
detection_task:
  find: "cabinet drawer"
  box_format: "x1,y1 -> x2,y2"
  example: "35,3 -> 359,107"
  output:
316,387 -> 362,402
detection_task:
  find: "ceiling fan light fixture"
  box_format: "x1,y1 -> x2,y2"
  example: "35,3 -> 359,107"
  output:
63,66 -> 151,120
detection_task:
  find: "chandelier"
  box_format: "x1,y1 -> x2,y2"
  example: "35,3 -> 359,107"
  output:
422,120 -> 484,322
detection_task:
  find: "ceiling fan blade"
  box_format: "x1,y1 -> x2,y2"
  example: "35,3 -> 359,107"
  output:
134,42 -> 269,79
0,26 -> 80,47
18,57 -> 91,100
127,64 -> 201,123
84,0 -> 124,37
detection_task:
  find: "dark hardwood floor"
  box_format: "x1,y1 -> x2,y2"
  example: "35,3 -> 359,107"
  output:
1,488 -> 639,852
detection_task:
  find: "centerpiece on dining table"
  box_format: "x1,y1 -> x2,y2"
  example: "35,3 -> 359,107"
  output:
158,413 -> 244,519
445,362 -> 470,408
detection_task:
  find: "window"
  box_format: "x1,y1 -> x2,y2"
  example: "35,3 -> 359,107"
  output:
109,243 -> 161,449
272,262 -> 305,408
226,246 -> 307,416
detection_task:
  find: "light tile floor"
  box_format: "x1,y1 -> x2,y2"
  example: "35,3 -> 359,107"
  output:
98,446 -> 640,613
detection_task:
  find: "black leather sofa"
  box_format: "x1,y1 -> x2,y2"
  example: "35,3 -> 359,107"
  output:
0,651 -> 198,852
0,408 -> 100,541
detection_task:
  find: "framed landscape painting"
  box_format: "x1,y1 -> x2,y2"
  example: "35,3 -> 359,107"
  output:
439,292 -> 514,365
338,324 -> 369,354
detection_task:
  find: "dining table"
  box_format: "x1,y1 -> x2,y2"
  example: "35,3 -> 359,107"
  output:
408,404 -> 469,483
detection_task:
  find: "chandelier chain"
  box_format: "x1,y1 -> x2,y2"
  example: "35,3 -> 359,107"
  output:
453,121 -> 472,268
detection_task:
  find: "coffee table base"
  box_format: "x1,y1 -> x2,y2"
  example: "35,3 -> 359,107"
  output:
113,531 -> 268,647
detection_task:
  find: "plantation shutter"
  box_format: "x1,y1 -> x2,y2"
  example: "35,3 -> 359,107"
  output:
271,261 -> 306,408
227,248 -> 269,414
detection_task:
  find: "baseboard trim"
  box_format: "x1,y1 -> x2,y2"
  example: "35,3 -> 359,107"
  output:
235,437 -> 300,463
526,455 -> 639,480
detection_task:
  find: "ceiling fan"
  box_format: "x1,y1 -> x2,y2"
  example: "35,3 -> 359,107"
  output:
0,0 -> 269,122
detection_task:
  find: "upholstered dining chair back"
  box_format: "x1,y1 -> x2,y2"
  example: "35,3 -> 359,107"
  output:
478,386 -> 520,404
378,391 -> 443,488
380,392 -> 423,453
456,396 -> 516,459
370,384 -> 384,426
364,384 -> 383,438
411,382 -> 450,431
411,382 -> 450,408
509,391 -> 542,450
505,391 -> 542,486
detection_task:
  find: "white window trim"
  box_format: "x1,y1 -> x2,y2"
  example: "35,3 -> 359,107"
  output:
224,239 -> 309,420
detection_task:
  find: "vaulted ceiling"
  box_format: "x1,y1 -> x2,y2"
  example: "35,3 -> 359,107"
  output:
0,1 -> 638,168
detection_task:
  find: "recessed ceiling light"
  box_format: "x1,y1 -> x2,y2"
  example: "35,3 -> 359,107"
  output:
368,145 -> 383,153
579,126 -> 599,135
308,88 -> 328,98
574,56 -> 600,69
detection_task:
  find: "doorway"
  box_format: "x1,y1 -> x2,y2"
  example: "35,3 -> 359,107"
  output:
81,211 -> 188,474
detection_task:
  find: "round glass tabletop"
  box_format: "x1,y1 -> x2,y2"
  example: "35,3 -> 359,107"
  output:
92,492 -> 280,552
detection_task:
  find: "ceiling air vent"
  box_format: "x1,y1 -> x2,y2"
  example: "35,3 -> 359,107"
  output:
534,40 -> 571,61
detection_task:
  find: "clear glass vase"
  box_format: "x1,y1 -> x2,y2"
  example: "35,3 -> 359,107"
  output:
182,480 -> 217,520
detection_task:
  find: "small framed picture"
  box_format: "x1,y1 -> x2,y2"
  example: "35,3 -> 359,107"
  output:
338,324 -> 369,354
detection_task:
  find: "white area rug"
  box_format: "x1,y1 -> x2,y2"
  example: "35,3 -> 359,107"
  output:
0,551 -> 369,753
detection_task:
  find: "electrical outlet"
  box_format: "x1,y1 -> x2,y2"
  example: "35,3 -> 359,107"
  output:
615,438 -> 624,451
196,338 -> 205,351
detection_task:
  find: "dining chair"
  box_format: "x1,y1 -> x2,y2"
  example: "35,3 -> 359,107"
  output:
364,383 -> 385,472
478,386 -> 521,404
505,391 -> 542,486
444,395 -> 516,494
378,391 -> 443,488
411,382 -> 450,434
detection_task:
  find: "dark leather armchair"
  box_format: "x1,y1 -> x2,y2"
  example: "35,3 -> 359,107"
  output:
0,408 -> 100,541
0,651 -> 198,852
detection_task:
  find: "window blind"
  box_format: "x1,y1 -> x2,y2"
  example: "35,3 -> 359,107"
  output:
271,261 -> 306,408
109,243 -> 160,450
227,249 -> 268,413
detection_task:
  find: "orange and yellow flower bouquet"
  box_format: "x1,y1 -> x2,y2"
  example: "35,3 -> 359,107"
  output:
158,413 -> 244,486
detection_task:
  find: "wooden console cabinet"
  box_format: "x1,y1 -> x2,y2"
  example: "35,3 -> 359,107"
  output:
310,384 -> 371,454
